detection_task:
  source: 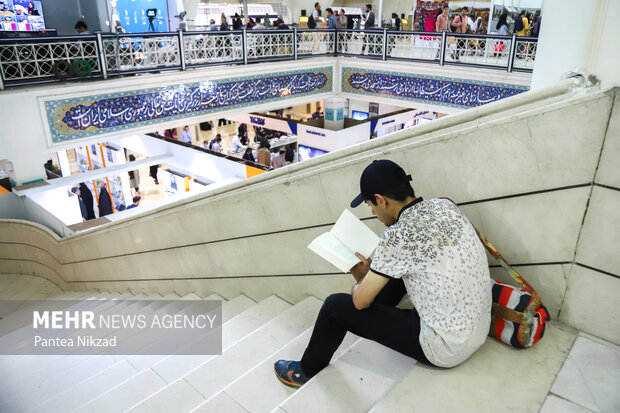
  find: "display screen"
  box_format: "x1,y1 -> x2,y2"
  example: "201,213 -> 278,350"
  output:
298,145 -> 328,162
351,110 -> 369,120
116,0 -> 169,33
0,0 -> 45,31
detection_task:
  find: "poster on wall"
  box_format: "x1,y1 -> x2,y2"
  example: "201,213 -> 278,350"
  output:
116,0 -> 168,33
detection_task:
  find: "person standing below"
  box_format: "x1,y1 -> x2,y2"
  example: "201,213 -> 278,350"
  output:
274,160 -> 491,388
231,134 -> 244,153
242,147 -> 255,162
74,20 -> 91,35
284,146 -> 295,164
392,13 -> 401,30
361,4 -> 375,55
181,125 -> 192,144
271,149 -> 287,169
209,19 -> 218,31
233,13 -> 242,30
450,7 -> 469,60
211,136 -> 223,153
494,13 -> 509,58
257,139 -> 272,167
220,14 -> 230,31
253,17 -> 266,30
514,10 -> 530,58
276,18 -> 290,29
311,2 -> 321,28
78,182 -> 95,220
209,133 -> 222,150
264,13 -> 271,27
436,6 -> 449,32
362,4 -> 375,28
325,8 -> 337,29
515,10 -> 529,36
532,13 -> 542,38
98,182 -> 113,217
127,154 -> 140,195
71,187 -> 88,222
126,196 -> 141,210
336,9 -> 347,29
149,164 -> 159,185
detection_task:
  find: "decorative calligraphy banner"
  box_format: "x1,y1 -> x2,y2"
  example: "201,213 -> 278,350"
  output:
341,67 -> 528,109
45,68 -> 332,143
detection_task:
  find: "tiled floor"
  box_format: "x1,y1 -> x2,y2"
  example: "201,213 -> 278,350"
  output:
544,333 -> 620,413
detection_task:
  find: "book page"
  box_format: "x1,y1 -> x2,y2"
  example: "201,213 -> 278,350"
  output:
330,209 -> 381,259
308,232 -> 361,273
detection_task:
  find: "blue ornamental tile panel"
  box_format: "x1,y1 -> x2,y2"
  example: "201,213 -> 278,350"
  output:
341,67 -> 528,109
45,68 -> 333,143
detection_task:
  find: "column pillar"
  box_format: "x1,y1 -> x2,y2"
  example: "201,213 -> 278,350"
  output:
323,97 -> 346,131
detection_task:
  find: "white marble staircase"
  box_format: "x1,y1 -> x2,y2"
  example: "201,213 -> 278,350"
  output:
1,274 -> 619,413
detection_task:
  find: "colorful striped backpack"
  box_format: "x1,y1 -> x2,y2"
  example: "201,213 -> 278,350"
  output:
476,229 -> 550,348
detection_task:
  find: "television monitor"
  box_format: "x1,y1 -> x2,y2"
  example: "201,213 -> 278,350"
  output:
351,110 -> 369,120
298,145 -> 328,162
0,0 -> 45,31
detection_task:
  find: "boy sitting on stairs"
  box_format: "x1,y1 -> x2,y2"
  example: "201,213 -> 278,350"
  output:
275,160 -> 492,388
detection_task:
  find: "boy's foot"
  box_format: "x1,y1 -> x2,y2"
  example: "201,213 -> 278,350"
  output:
274,360 -> 309,388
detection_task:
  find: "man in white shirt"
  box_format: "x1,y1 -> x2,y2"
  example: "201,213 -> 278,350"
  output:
274,160 -> 491,388
253,17 -> 266,30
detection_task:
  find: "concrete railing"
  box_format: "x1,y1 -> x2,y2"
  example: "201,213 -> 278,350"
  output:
0,80 -> 618,345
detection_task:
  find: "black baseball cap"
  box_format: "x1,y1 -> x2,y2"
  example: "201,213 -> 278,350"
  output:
350,160 -> 412,208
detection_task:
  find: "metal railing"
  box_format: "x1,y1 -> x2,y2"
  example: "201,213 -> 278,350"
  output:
0,29 -> 537,89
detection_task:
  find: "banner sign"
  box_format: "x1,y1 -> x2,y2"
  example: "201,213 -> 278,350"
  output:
0,300 -> 222,355
45,68 -> 332,143
342,67 -> 528,109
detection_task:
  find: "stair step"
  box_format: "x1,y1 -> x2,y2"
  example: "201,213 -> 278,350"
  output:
182,297 -> 323,404
126,294 -> 253,373
0,299 -> 155,410
193,392 -> 247,413
0,295 -> 134,379
0,297 -> 188,411
128,379 -> 206,413
278,339 -> 417,413
74,368 -> 167,413
125,296 -> 290,412
201,329 -> 359,413
28,360 -> 139,413
147,295 -> 277,382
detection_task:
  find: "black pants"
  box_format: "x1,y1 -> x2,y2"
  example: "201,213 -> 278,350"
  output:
300,277 -> 431,377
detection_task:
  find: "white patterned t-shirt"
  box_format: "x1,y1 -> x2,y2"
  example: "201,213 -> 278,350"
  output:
370,197 -> 491,368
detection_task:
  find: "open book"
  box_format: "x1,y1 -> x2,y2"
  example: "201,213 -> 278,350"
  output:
308,209 -> 381,273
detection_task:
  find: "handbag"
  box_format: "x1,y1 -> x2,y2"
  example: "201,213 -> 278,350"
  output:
475,228 -> 550,348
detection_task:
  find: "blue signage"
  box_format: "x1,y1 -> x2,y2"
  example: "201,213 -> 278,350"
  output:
306,129 -> 326,137
45,68 -> 332,143
249,116 -> 266,126
342,67 -> 528,109
116,0 -> 169,33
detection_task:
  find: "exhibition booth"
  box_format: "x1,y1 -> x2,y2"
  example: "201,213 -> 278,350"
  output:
227,107 -> 439,160
15,133 -> 266,231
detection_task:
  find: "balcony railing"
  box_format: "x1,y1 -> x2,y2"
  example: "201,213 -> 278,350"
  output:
0,29 -> 537,89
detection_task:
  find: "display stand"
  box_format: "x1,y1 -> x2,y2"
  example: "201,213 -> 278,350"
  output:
231,135 -> 298,164
74,143 -> 133,214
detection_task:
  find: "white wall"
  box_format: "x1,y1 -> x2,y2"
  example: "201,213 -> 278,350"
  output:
0,193 -> 26,220
28,187 -> 83,226
116,134 -> 249,181
532,0 -> 620,89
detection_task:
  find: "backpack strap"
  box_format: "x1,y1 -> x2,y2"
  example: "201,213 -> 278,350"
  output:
437,197 -> 540,302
